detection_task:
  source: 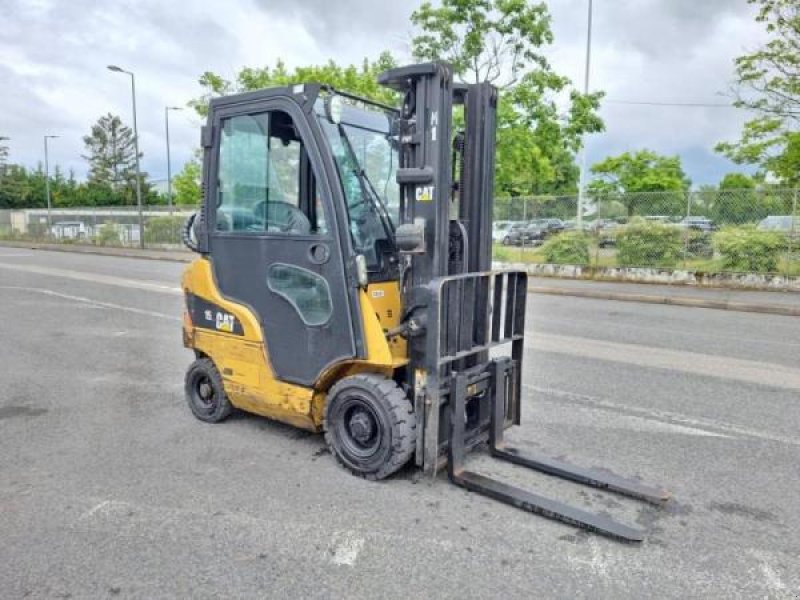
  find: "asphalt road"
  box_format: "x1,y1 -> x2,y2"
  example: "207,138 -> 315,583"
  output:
1,247 -> 799,599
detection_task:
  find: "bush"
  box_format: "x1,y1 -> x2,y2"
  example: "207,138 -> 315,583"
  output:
686,230 -> 714,259
540,232 -> 591,265
144,215 -> 184,244
616,221 -> 682,267
714,226 -> 785,273
96,222 -> 120,246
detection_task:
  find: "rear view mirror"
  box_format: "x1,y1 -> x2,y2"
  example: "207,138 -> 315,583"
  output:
395,219 -> 426,254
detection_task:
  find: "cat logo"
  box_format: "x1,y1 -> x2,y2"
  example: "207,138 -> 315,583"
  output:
416,186 -> 434,202
215,312 -> 236,333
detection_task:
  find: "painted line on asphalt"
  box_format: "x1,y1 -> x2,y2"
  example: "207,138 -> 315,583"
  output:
330,531 -> 365,567
0,261 -> 182,295
529,331 -> 800,391
527,384 -> 800,447
4,259 -> 797,391
0,286 -> 180,322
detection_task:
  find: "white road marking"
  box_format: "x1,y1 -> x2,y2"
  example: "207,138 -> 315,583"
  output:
80,500 -> 112,519
0,286 -> 180,321
0,261 -> 181,295
0,252 -> 34,257
529,331 -> 800,391
330,531 -> 365,566
528,384 -> 800,447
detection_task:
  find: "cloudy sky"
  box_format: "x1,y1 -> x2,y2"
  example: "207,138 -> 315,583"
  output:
1,0 -> 768,188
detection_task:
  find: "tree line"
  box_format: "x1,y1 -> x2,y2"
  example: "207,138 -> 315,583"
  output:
1,0 -> 796,211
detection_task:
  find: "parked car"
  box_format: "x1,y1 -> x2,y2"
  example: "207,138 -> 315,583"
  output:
593,220 -> 619,248
644,215 -> 673,225
758,215 -> 797,233
541,218 -> 565,235
492,221 -> 514,243
501,222 -> 546,246
679,216 -> 717,232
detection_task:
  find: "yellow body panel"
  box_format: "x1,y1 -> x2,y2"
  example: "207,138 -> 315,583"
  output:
182,258 -> 409,432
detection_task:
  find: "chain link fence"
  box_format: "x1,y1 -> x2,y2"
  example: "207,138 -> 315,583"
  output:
1,189 -> 798,278
0,205 -> 194,249
492,188 -> 799,278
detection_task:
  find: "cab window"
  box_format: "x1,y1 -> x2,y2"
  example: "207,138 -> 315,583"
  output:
216,110 -> 327,235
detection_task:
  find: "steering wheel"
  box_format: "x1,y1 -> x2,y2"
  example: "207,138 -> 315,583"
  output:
252,200 -> 311,234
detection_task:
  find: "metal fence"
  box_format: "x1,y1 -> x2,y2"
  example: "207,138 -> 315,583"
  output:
492,188 -> 799,277
0,206 -> 194,249
0,189 -> 798,278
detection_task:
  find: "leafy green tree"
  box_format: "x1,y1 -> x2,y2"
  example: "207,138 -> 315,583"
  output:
0,165 -> 34,209
715,0 -> 800,185
82,113 -> 150,205
411,0 -> 604,196
720,173 -> 757,190
173,159 -> 202,206
190,53 -> 399,117
588,150 -> 690,217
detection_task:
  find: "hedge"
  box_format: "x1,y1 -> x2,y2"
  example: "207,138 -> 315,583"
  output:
714,226 -> 785,273
616,221 -> 682,268
540,232 -> 591,265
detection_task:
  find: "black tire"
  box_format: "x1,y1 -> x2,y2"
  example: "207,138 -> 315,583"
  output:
324,374 -> 415,481
185,358 -> 232,423
502,236 -> 511,246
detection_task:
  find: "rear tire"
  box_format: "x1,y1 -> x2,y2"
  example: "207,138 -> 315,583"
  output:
324,374 -> 415,481
185,358 -> 232,423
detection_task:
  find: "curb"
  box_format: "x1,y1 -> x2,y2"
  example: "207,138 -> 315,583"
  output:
529,285 -> 800,317
0,241 -> 194,263
2,241 -> 797,317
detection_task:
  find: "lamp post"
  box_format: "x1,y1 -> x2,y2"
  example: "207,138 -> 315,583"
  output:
576,0 -> 593,230
107,64 -> 144,248
44,134 -> 59,235
165,106 -> 181,213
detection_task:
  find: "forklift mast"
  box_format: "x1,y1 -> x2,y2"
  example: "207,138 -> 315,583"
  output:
378,63 -> 669,541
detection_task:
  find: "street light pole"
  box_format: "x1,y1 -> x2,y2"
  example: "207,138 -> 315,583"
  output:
165,106 -> 181,213
576,0 -> 593,230
108,65 -> 145,248
44,134 -> 59,236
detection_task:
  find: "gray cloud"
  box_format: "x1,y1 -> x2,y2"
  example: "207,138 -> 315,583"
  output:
1,0 -> 768,187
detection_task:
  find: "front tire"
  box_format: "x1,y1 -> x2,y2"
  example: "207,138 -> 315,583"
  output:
324,374 -> 415,481
185,358 -> 232,423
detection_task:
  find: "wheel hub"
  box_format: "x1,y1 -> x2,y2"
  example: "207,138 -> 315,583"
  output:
348,410 -> 374,444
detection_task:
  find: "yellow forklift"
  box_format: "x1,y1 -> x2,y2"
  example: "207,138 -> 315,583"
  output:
181,62 -> 670,540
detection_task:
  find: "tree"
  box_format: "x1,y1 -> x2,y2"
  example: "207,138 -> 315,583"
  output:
173,159 -> 202,206
0,165 -> 33,209
715,0 -> 800,185
82,113 -> 149,205
588,150 -> 690,217
411,0 -> 604,196
190,53 -> 399,117
720,173 -> 757,190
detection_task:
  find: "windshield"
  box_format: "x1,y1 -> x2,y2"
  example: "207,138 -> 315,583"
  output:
315,95 -> 399,270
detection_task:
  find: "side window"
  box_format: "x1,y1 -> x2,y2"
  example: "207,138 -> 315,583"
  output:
266,263 -> 333,326
216,110 -> 328,235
